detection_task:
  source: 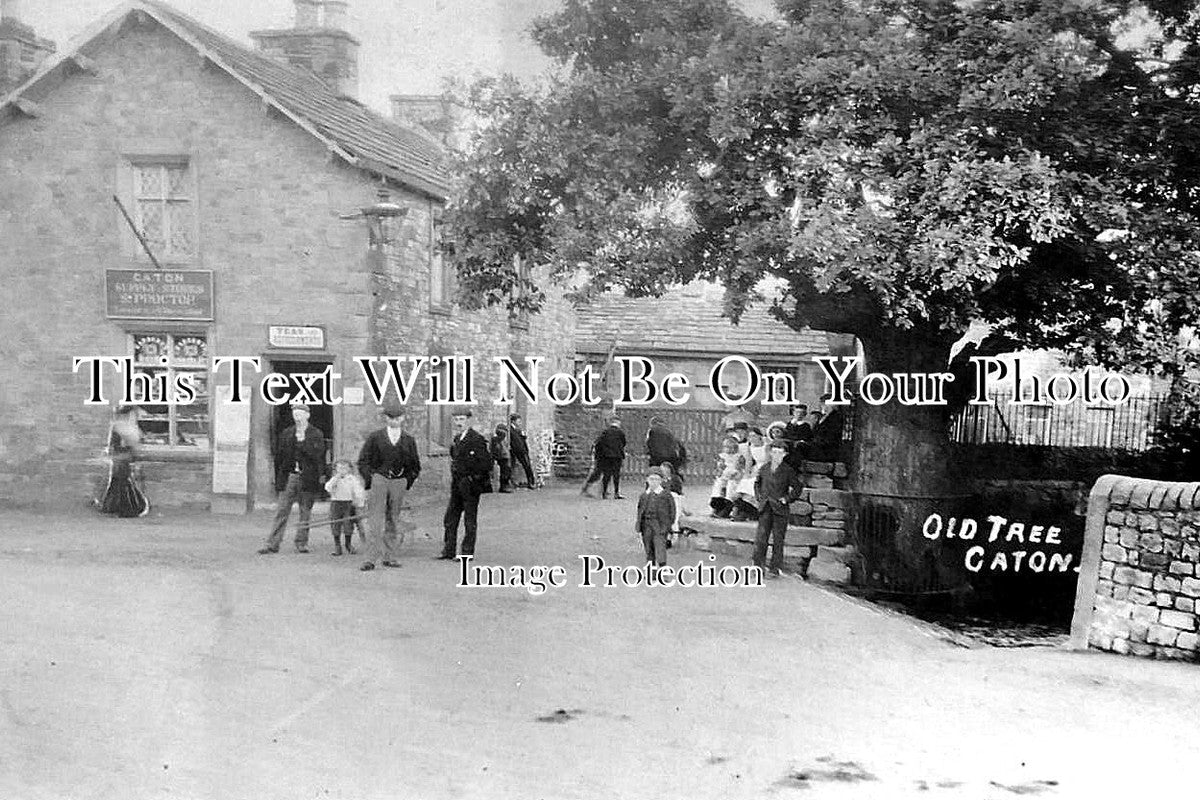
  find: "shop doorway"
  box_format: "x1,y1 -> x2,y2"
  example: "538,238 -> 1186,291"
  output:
268,360 -> 335,496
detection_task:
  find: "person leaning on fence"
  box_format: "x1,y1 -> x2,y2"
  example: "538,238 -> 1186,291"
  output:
357,400 -> 420,572
753,440 -> 804,578
324,459 -> 365,557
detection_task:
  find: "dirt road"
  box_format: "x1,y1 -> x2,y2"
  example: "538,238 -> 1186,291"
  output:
1,488 -> 1196,799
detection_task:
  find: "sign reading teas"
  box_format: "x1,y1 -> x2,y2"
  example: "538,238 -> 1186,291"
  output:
106,269 -> 214,321
268,325 -> 325,349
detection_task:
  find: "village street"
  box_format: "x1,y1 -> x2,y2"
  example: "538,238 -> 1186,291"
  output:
1,487 -> 1197,800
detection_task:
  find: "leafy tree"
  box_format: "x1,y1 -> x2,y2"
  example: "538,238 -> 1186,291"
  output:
446,0 -> 1200,495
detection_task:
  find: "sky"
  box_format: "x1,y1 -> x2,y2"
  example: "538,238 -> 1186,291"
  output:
21,0 -> 779,114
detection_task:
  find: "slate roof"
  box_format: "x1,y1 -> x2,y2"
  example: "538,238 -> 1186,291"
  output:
0,0 -> 450,200
575,283 -> 836,359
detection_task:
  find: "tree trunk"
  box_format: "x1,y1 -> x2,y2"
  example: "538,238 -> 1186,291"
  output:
850,329 -> 959,495
848,328 -> 972,595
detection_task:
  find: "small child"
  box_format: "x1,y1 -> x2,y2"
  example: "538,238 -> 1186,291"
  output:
324,459 -> 366,556
731,428 -> 767,521
636,467 -> 676,567
709,436 -> 745,518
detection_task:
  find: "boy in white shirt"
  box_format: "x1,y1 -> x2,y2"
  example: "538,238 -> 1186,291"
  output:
324,459 -> 366,556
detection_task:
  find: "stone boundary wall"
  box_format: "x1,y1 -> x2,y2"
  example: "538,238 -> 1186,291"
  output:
1070,475 -> 1200,662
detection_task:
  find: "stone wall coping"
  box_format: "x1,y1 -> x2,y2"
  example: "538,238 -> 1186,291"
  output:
1091,475 -> 1200,511
1070,474 -> 1200,652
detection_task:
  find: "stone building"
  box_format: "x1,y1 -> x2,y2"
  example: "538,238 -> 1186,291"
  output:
0,0 -> 574,511
0,0 -> 54,96
557,282 -> 856,478
573,281 -> 856,413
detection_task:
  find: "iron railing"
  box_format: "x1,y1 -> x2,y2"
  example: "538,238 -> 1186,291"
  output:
950,393 -> 1165,451
847,492 -> 977,597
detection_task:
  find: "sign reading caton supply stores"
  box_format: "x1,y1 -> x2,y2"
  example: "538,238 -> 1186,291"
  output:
105,269 -> 214,321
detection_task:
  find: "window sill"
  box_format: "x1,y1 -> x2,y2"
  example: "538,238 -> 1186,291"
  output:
127,257 -> 200,268
137,448 -> 211,463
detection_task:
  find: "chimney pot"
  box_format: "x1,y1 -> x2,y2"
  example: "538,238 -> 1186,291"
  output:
294,0 -> 319,28
1,0 -> 24,22
322,0 -> 348,31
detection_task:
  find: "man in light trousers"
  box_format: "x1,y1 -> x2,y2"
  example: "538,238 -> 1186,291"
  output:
357,401 -> 421,571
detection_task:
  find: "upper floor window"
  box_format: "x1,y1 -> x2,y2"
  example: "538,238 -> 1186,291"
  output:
132,161 -> 195,261
430,207 -> 452,311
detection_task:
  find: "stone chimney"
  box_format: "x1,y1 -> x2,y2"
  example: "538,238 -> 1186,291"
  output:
294,0 -> 320,28
0,0 -> 55,95
250,1 -> 359,98
323,1 -> 348,30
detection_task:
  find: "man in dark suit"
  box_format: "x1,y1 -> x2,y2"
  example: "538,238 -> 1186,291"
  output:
508,413 -> 537,488
810,398 -> 846,462
357,400 -> 421,571
439,409 -> 493,560
259,401 -> 326,554
646,417 -> 685,474
782,404 -> 813,468
581,416 -> 627,499
753,440 -> 805,577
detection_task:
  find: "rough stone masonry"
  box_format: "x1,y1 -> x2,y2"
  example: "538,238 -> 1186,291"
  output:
1071,475 -> 1200,662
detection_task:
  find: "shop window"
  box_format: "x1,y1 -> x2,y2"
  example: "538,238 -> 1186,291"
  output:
130,160 -> 195,261
129,332 -> 210,449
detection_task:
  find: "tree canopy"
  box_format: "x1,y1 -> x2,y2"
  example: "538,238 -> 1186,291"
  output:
447,0 -> 1200,376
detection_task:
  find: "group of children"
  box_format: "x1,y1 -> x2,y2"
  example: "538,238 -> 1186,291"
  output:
708,407 -> 823,522
632,404 -> 828,570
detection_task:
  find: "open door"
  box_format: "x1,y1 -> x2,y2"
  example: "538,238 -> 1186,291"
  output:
267,360 -> 335,499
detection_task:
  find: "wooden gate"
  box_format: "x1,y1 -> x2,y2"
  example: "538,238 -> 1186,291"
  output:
616,408 -> 729,482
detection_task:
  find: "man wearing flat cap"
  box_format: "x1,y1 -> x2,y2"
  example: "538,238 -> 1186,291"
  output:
357,399 -> 421,571
439,408 -> 493,560
259,400 -> 326,554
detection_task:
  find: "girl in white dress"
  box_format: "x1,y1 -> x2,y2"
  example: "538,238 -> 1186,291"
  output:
709,436 -> 745,517
731,427 -> 768,520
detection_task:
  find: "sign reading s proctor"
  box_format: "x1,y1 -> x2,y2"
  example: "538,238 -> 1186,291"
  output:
105,269 -> 214,321
268,325 -> 325,349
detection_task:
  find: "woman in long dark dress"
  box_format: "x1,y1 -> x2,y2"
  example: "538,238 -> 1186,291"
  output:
99,405 -> 150,518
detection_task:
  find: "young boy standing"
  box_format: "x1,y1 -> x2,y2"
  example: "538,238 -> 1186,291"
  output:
324,459 -> 365,556
636,467 -> 676,568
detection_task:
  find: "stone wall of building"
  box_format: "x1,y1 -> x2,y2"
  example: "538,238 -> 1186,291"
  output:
0,18 -> 573,511
1071,475 -> 1200,662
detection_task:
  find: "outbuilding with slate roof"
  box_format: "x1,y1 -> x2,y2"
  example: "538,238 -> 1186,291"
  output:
574,282 -> 857,412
